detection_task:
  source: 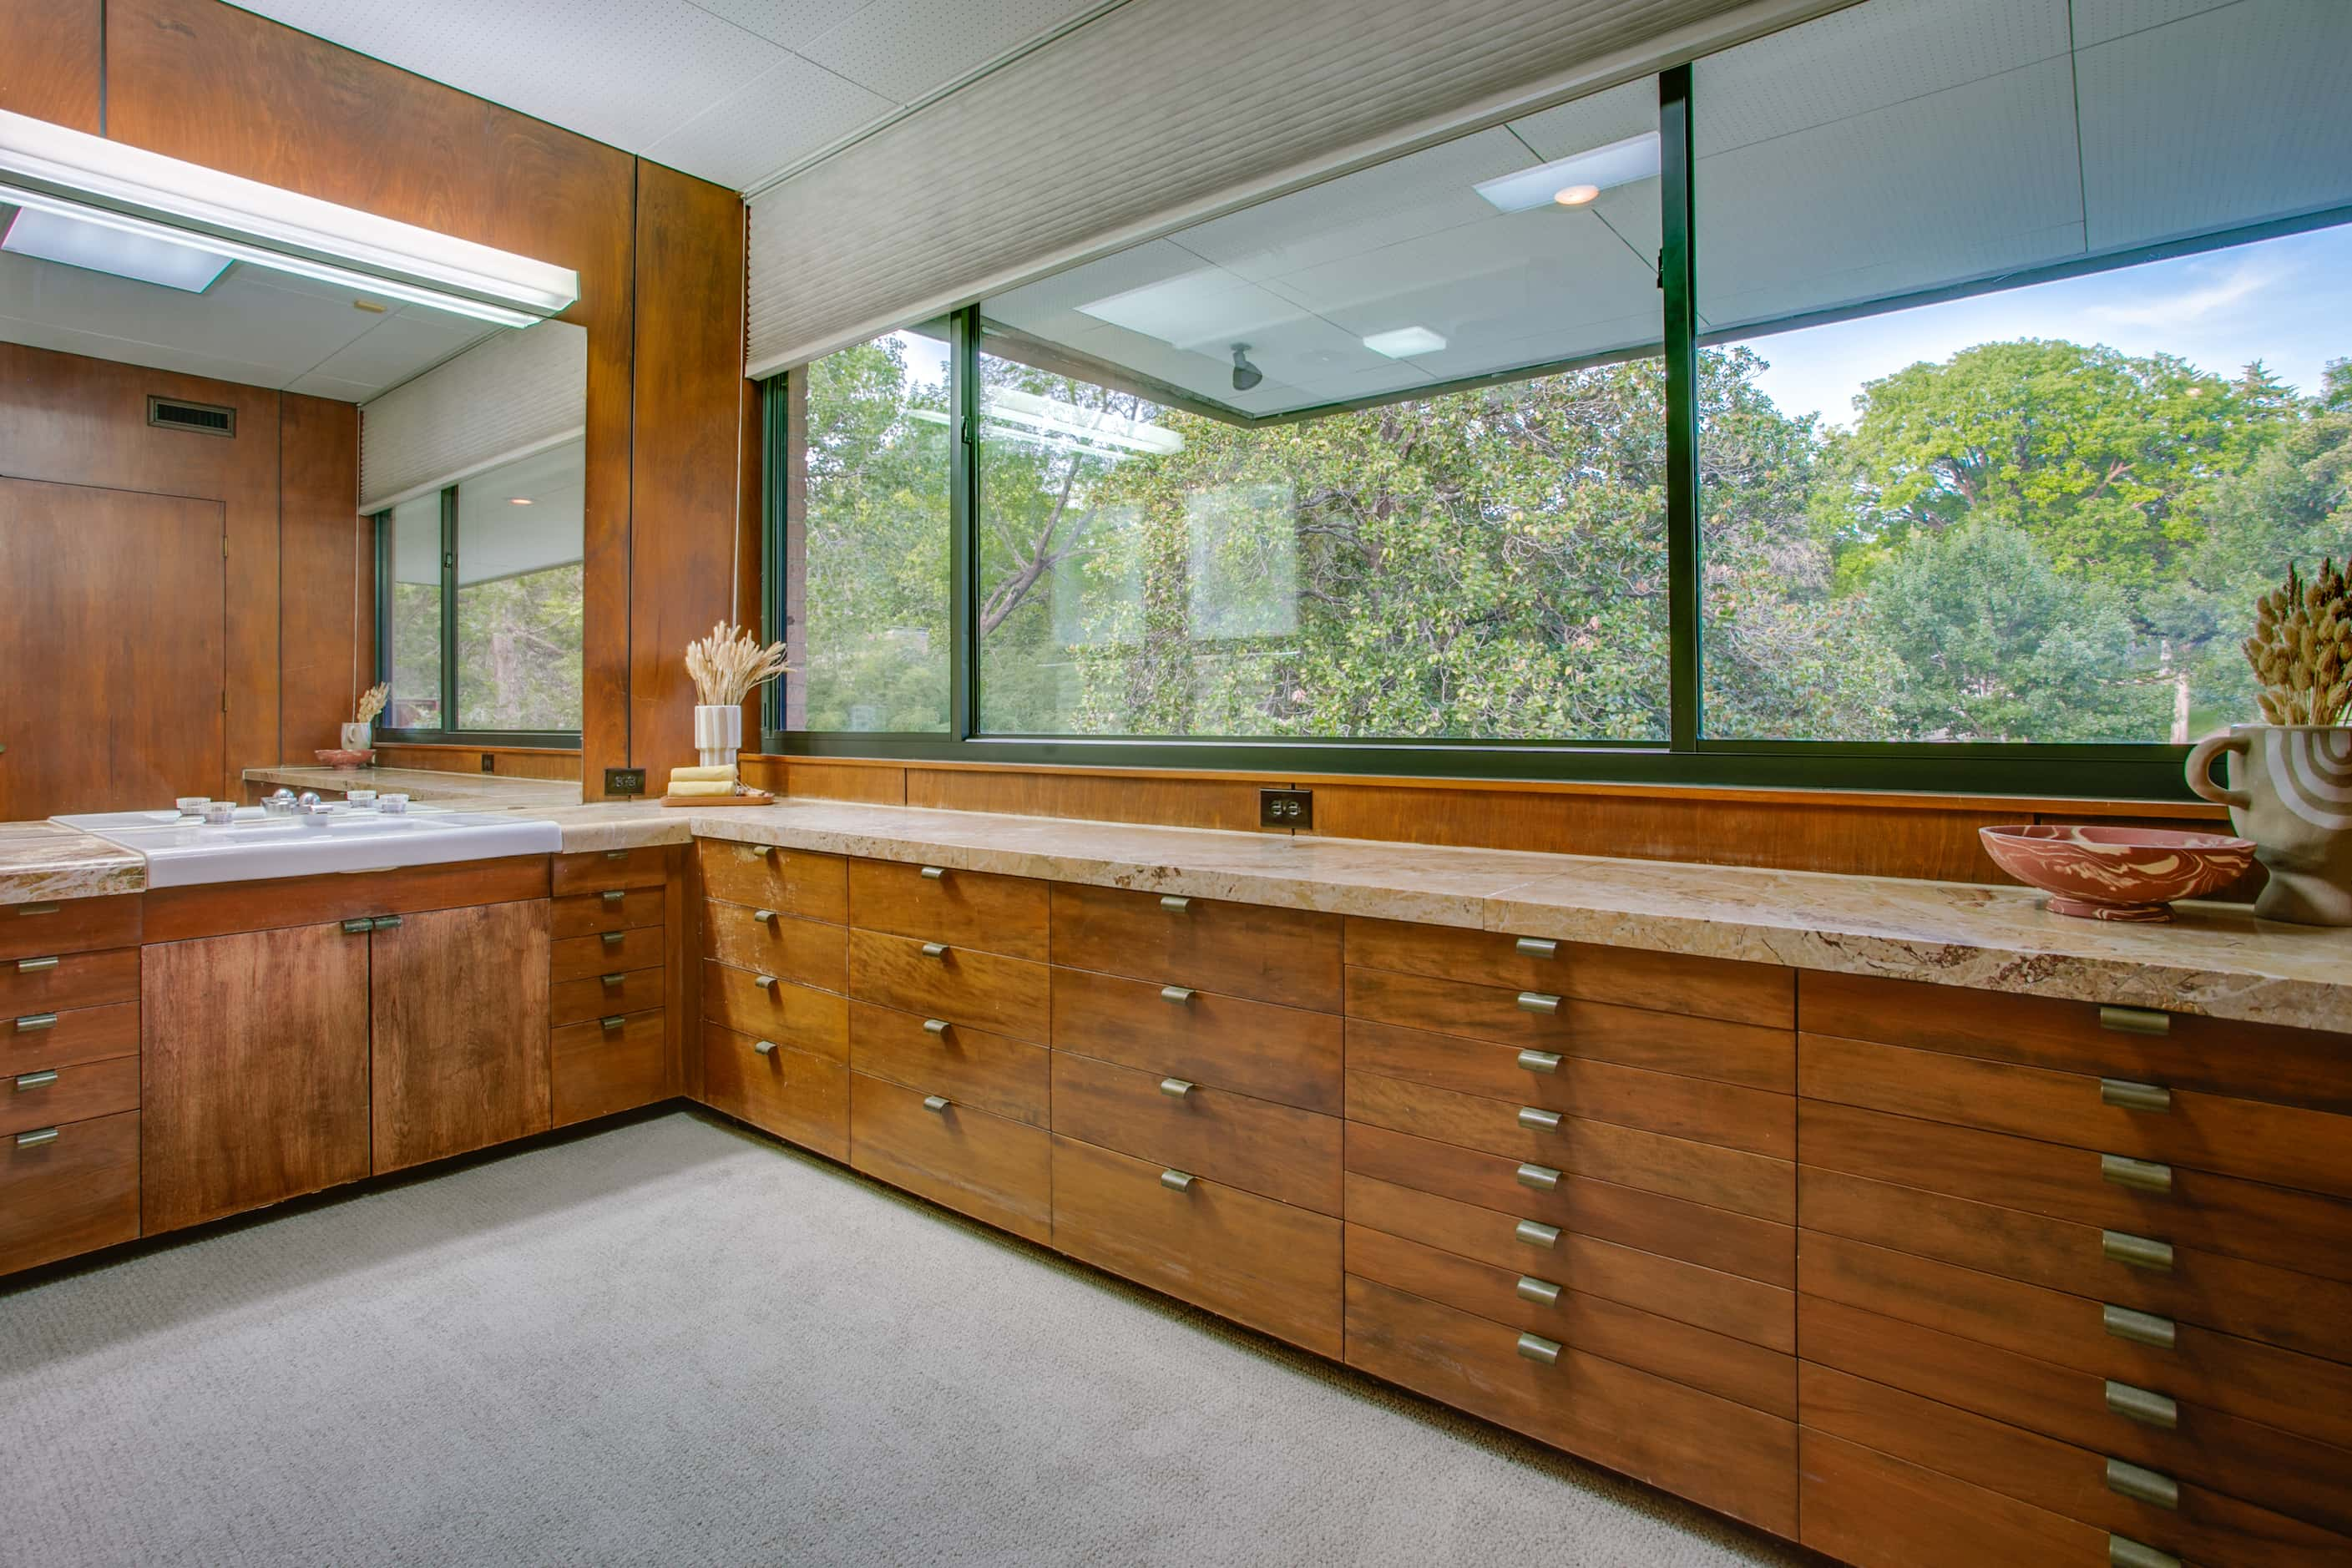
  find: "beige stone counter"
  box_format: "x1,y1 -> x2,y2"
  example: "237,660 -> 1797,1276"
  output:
240,765 -> 582,811
0,822 -> 145,906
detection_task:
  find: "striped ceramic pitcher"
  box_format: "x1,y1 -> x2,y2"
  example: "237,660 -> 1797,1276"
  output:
2186,723 -> 2352,924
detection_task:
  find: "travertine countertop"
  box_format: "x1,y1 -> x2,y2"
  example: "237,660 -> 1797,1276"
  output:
0,821 -> 145,906
240,765 -> 584,811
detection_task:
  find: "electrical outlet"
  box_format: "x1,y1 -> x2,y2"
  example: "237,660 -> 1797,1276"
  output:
1259,787 -> 1313,830
604,766 -> 648,797
479,752 -> 496,773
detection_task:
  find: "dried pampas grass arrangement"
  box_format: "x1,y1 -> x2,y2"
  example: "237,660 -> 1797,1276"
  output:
685,622 -> 790,707
2244,561 -> 2352,726
354,682 -> 390,726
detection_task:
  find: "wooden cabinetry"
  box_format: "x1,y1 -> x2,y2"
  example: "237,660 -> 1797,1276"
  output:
697,843 -> 852,1157
548,847 -> 678,1125
372,900 -> 551,1172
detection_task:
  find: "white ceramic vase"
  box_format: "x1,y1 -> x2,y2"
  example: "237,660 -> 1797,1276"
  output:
693,704 -> 742,770
2186,722 -> 2352,924
340,721 -> 373,754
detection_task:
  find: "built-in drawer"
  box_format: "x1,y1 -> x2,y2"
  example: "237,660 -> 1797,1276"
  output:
550,926 -> 665,984
1050,1052 -> 1341,1214
1350,1017 -> 1792,1157
1348,1121 -> 1793,1286
550,1011 -> 669,1126
1799,970 -> 2352,1115
695,840 -> 846,923
549,967 -> 666,1029
706,1024 -> 848,1160
0,1107 -> 140,1276
1346,967 -> 1793,1092
1799,1230 -> 2352,1450
1345,916 -> 1793,1028
1346,1223 -> 1793,1418
1346,1274 -> 1796,1536
0,895 -> 140,963
1050,883 -> 1341,1013
700,959 -> 847,1061
1803,1359 -> 2349,1568
1052,967 -> 1341,1114
1,999 -> 137,1077
1051,1132 -> 1340,1356
1343,1171 -> 1792,1352
550,886 -> 664,940
552,846 -> 670,895
0,948 -> 138,1018
848,1000 -> 1049,1126
1804,1290 -> 2352,1538
703,901 -> 846,993
847,929 -> 1048,1042
1802,1031 -> 2352,1201
846,858 -> 1048,961
0,1053 -> 138,1138
852,1071 -> 1050,1242
1346,1071 -> 1794,1224
1800,1429 -> 2105,1568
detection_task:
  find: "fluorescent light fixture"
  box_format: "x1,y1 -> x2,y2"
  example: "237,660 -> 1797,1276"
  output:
913,388 -> 1185,458
1474,131 -> 1661,215
1362,326 -> 1447,358
2,203 -> 231,291
0,107 -> 576,323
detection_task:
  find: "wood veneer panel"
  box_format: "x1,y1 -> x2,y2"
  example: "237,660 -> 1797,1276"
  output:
847,929 -> 1049,1042
1051,966 -> 1342,1113
907,767 -> 1277,831
550,885 -> 664,939
276,392 -> 363,763
0,948 -> 139,1016
551,1011 -> 670,1126
1345,915 -> 1793,1026
1798,1429 -> 2102,1568
370,899 -> 551,1173
1050,1052 -> 1343,1214
0,0 -> 101,132
550,968 -> 665,1027
1050,883 -> 1341,1012
0,1000 -> 139,1078
854,1072 -> 1050,1242
774,759 -> 903,804
370,745 -> 584,780
703,902 -> 846,993
0,894 -> 141,962
701,959 -> 847,1060
553,847 -> 670,895
0,1053 -> 138,1138
847,857 -> 1050,961
0,1109 -> 139,1276
848,1000 -> 1049,1126
695,840 -> 846,921
704,1023 -> 847,1159
144,856 -> 552,942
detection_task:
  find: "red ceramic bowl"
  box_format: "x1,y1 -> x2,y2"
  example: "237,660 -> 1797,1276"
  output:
1980,824 -> 2255,923
315,748 -> 374,769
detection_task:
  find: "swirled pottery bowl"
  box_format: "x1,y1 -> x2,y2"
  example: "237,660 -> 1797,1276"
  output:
1980,824 -> 2256,923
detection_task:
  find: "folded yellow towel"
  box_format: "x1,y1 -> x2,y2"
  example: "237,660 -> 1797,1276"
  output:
670,764 -> 736,782
665,778 -> 736,797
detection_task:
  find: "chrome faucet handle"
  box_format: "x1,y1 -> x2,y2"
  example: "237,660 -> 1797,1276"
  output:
296,791 -> 325,814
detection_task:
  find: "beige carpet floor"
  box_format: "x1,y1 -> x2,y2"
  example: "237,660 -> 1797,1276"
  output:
0,1110 -> 1808,1567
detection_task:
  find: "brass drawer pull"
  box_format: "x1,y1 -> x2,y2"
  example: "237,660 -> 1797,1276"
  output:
15,1125 -> 59,1147
1160,895 -> 1191,914
2104,1458 -> 2177,1511
600,931 -> 625,945
2102,1230 -> 2174,1273
604,849 -> 629,860
922,1018 -> 951,1036
734,844 -> 768,861
752,908 -> 777,923
1515,1162 -> 1560,1193
1515,1331 -> 1560,1366
2103,1304 -> 2176,1351
2104,1380 -> 2178,1430
2101,1078 -> 2172,1114
2099,1004 -> 2171,1037
600,973 -> 626,988
1515,991 -> 1560,1015
1515,1275 -> 1561,1308
754,974 -> 778,990
14,1070 -> 58,1091
1515,1219 -> 1560,1249
371,915 -> 402,932
752,1039 -> 777,1055
1159,1077 -> 1195,1100
921,942 -> 948,959
920,865 -> 946,881
2101,1153 -> 2172,1194
600,889 -> 627,903
1516,1050 -> 1561,1075
1161,985 -> 1194,1005
341,917 -> 374,935
15,956 -> 58,972
923,1095 -> 951,1115
600,1015 -> 625,1030
1516,1106 -> 1561,1132
1514,936 -> 1558,959
1160,1167 -> 1194,1191
14,1013 -> 57,1033
2107,1535 -> 2181,1568
16,903 -> 59,917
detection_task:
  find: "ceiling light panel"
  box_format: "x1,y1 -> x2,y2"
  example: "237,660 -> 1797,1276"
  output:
1361,326 -> 1446,357
1472,131 -> 1661,214
1,205 -> 232,292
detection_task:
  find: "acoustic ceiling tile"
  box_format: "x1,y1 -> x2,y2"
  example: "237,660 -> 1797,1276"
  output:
2070,0 -> 2244,48
797,0 -> 1108,103
641,52 -> 896,188
1505,75 -> 1658,163
687,0 -> 875,48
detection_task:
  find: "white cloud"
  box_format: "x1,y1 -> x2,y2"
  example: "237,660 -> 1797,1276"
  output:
2081,255 -> 2284,329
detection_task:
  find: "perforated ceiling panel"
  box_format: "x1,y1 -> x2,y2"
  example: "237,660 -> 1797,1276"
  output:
358,321 -> 588,513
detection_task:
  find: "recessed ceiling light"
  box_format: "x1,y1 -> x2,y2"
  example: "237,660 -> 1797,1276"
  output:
508,497 -> 533,506
1474,130 -> 1662,214
1363,326 -> 1447,358
1,203 -> 230,292
1553,184 -> 1601,207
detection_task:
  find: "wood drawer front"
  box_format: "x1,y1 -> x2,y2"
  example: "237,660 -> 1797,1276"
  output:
1345,915 -> 1793,1027
700,960 -> 847,1062
0,895 -> 139,963
0,1106 -> 139,1275
551,926 -> 665,984
1050,1132 -> 1341,1356
704,902 -> 847,993
1345,967 -> 1793,1092
695,840 -> 846,924
1343,1171 -> 1793,1353
849,1001 -> 1049,1127
847,929 -> 1048,1043
2,999 -> 137,1077
847,857 -> 1048,961
1050,883 -> 1341,1013
1050,1052 -> 1341,1214
1052,967 -> 1341,1114
1348,1017 -> 1792,1158
705,1024 -> 848,1161
1346,1071 -> 1794,1224
142,857 -> 551,944
0,1052 -> 138,1137
1799,1429 -> 2104,1568
1345,1273 -> 1796,1537
1804,1292 -> 2352,1538
1802,1098 -> 2352,1290
0,947 -> 138,1017
552,846 -> 670,895
551,886 -> 665,940
1800,1166 -> 2352,1365
1347,1121 -> 1793,1287
1799,1231 -> 2352,1450
1803,1360 -> 2351,1568
852,1072 -> 1050,1243
550,1011 -> 670,1126
1803,1031 -> 2352,1202
1800,970 -> 2352,1115
549,968 -> 666,1029
1345,1223 -> 1793,1418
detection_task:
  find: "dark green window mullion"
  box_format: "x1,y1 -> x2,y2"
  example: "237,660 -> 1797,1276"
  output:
761,375 -> 786,736
950,304 -> 982,740
438,484 -> 460,733
1659,63 -> 1702,754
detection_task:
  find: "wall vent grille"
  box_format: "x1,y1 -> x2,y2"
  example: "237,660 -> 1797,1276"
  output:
147,396 -> 235,437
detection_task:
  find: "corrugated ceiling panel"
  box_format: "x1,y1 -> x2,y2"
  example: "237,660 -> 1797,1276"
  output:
359,321 -> 589,513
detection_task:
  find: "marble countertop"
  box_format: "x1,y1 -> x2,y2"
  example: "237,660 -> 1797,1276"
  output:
240,766 -> 584,811
0,822 -> 145,906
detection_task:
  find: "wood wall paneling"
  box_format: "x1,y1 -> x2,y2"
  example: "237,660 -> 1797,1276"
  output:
907,766 -> 1282,832
277,392 -> 365,761
0,0 -> 103,133
370,744 -> 584,781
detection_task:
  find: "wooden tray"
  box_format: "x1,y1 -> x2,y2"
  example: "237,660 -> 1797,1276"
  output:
661,788 -> 775,808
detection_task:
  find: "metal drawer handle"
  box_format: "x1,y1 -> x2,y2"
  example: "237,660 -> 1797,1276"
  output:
752,908 -> 777,923
600,931 -> 625,945
754,974 -> 777,989
16,903 -> 58,916
1516,1106 -> 1561,1133
920,865 -> 945,881
1515,1275 -> 1562,1308
1161,985 -> 1194,1005
921,942 -> 948,959
17,1125 -> 59,1146
1515,1162 -> 1560,1193
600,1015 -> 625,1031
1515,991 -> 1560,1015
341,917 -> 374,935
2102,1303 -> 2176,1351
1516,1050 -> 1561,1075
2102,1230 -> 2174,1273
923,1018 -> 951,1036
1515,1331 -> 1560,1366
15,956 -> 58,972
2104,1458 -> 2177,1511
923,1095 -> 951,1114
1515,1219 -> 1560,1249
1160,1167 -> 1194,1191
2101,1078 -> 2172,1114
1513,936 -> 1558,959
2099,1005 -> 2171,1037
371,915 -> 402,932
1159,1077 -> 1196,1100
14,1070 -> 58,1091
2101,1154 -> 2172,1195
600,973 -> 626,987
2104,1380 -> 2178,1431
600,889 -> 627,903
735,845 -> 768,861
14,1013 -> 57,1033
752,1039 -> 777,1055
604,849 -> 630,860
2107,1535 -> 2182,1568
1160,895 -> 1191,914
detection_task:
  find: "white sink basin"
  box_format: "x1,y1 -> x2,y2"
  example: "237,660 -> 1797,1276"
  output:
55,804 -> 563,887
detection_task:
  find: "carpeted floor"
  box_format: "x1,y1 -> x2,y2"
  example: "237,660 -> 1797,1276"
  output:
0,1110 -> 1808,1567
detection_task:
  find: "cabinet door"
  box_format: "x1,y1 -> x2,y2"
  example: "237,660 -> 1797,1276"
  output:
143,922 -> 371,1232
371,899 -> 551,1173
